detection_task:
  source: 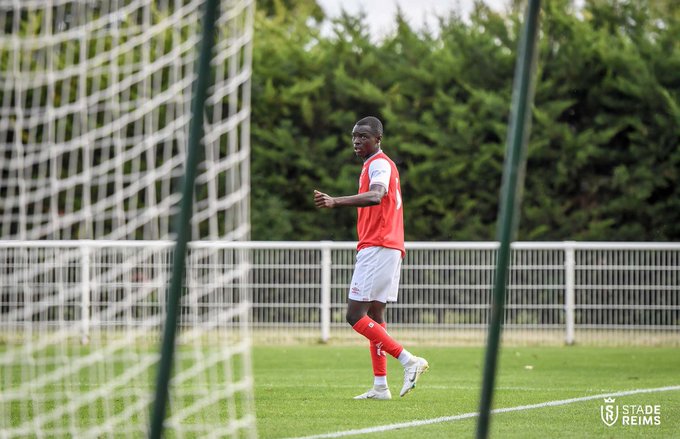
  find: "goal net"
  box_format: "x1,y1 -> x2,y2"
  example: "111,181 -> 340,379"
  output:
0,0 -> 255,437
0,0 -> 251,242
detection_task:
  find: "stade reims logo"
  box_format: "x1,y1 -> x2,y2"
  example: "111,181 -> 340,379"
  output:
600,397 -> 619,427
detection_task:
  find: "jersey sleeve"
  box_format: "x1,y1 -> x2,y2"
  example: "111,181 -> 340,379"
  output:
368,158 -> 391,192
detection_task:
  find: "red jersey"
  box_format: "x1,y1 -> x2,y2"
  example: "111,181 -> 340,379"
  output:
356,151 -> 405,257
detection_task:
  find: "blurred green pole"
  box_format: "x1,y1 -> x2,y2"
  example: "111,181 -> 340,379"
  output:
476,1 -> 541,438
149,0 -> 219,437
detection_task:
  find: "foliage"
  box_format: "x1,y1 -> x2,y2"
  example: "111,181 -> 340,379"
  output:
3,1 -> 677,241
250,0 -> 680,241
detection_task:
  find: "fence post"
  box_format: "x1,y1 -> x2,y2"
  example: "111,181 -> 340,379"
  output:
80,242 -> 91,345
564,242 -> 576,345
320,242 -> 332,343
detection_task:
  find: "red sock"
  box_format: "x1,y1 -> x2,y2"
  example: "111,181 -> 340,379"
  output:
370,322 -> 388,376
353,316 -> 403,359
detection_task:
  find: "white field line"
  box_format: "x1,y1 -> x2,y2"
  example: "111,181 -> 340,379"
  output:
260,384 -> 617,392
288,385 -> 680,439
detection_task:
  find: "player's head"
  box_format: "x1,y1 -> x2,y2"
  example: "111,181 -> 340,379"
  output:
355,116 -> 383,137
352,116 -> 383,160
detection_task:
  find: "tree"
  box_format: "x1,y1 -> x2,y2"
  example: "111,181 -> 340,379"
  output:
248,0 -> 680,241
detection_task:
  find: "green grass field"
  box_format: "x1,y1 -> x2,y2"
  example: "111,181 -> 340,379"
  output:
252,345 -> 680,438
3,342 -> 678,438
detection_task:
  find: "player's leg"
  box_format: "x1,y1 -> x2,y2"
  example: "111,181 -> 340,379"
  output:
347,299 -> 403,359
347,252 -> 394,400
367,301 -> 388,379
349,299 -> 429,397
367,302 -> 388,388
349,299 -> 392,399
345,247 -> 405,359
367,301 -> 385,324
379,252 -> 429,397
348,247 -> 429,398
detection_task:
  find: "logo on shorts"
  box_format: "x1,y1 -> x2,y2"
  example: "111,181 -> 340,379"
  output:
368,322 -> 374,328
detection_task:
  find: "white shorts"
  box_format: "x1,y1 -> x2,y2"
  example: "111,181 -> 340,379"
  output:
348,247 -> 402,303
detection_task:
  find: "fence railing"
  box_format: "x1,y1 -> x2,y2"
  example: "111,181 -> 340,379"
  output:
1,240 -> 679,346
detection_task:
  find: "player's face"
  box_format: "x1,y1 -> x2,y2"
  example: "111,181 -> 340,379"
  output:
351,124 -> 381,159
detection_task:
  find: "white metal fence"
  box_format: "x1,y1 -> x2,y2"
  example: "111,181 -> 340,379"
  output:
1,241 -> 678,346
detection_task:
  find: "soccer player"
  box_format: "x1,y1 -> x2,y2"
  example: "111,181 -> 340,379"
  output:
314,116 -> 429,399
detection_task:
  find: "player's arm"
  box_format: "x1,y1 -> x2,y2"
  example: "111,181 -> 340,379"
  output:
314,185 -> 386,209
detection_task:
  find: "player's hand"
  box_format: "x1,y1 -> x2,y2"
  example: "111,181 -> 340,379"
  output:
314,190 -> 335,209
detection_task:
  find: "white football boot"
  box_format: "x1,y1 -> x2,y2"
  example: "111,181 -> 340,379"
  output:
400,356 -> 429,397
353,386 -> 392,400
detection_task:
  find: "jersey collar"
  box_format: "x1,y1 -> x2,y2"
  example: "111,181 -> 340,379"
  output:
363,149 -> 383,162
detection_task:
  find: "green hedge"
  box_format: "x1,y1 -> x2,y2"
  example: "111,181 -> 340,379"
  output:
251,0 -> 680,241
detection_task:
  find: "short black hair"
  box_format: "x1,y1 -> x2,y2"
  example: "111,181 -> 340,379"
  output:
356,116 -> 383,137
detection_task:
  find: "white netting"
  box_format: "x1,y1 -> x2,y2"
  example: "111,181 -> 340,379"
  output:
0,0 -> 251,241
1,242 -> 256,438
0,0 -> 256,437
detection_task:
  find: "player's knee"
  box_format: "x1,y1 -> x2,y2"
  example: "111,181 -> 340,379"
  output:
346,310 -> 360,326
